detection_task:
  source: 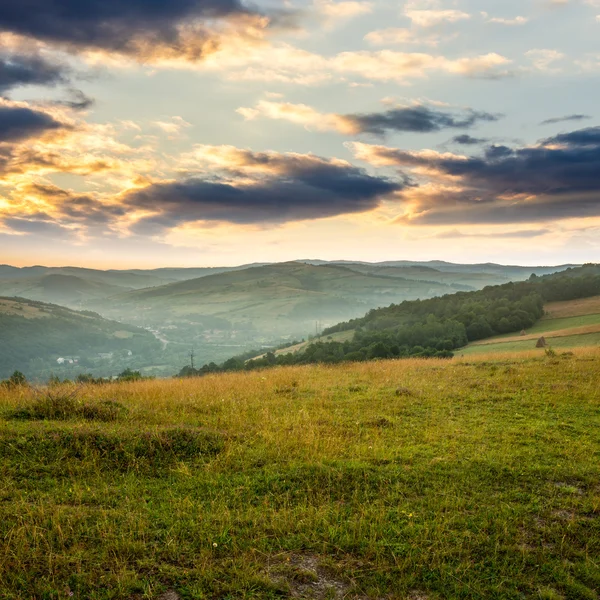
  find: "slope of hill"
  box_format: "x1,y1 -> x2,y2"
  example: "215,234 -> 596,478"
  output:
195,264 -> 600,373
302,259 -> 576,281
0,274 -> 129,308
94,262 -> 459,338
2,352 -> 599,598
0,261 -> 575,309
0,297 -> 162,378
461,295 -> 600,355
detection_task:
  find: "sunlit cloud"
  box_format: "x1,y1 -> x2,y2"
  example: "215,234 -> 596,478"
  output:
485,15 -> 529,25
237,100 -> 501,136
348,127 -> 600,225
364,28 -> 448,47
404,9 -> 471,27
314,0 -> 373,29
0,1 -> 284,68
525,49 -> 565,72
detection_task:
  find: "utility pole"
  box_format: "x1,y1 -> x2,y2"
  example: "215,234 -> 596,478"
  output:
190,347 -> 195,370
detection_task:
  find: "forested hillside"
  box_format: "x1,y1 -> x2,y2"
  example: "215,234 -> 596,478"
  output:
186,264 -> 600,374
0,298 -> 162,379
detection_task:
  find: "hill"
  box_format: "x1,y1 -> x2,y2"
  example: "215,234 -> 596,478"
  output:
0,297 -> 162,379
92,261 -> 460,339
0,261 -> 574,311
1,350 -> 599,598
194,263 -> 600,374
0,274 -> 129,308
460,294 -> 600,356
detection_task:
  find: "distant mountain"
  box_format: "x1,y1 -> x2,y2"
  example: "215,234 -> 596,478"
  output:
0,261 -> 576,310
91,261 -> 460,337
0,297 -> 161,379
300,259 -> 577,282
0,274 -> 129,308
0,264 -> 271,308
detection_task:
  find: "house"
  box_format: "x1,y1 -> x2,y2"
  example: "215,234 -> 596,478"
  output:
56,356 -> 79,365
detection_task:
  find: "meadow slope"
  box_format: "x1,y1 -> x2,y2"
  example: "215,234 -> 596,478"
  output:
462,296 -> 600,356
0,350 -> 599,599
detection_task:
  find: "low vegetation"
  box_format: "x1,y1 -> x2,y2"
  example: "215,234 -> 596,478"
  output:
1,349 -> 599,598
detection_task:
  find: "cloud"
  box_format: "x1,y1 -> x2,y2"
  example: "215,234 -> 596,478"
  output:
404,8 -> 471,28
451,134 -> 489,145
486,16 -> 528,25
0,0 -> 276,65
315,0 -> 373,29
152,116 -> 192,135
53,89 -> 95,111
237,100 -> 500,137
0,182 -> 129,238
436,228 -> 551,239
236,100 -> 352,133
364,28 -> 446,47
341,106 -> 500,136
0,101 -> 65,142
0,50 -> 71,94
2,216 -> 71,237
348,126 -> 600,225
331,51 -> 514,82
121,147 -> 408,231
525,49 -> 565,72
540,114 -> 592,125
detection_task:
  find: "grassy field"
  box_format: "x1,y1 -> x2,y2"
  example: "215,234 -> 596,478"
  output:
461,299 -> 600,356
459,332 -> 600,356
1,350 -> 599,599
544,296 -> 600,319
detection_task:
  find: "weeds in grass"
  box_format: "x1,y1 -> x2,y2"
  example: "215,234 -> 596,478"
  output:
0,427 -> 225,473
7,387 -> 128,422
0,350 -> 599,598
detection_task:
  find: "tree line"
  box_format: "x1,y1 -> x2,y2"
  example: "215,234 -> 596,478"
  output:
177,265 -> 600,376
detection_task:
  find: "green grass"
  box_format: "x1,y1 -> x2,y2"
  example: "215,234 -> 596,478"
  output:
460,332 -> 600,356
1,352 -> 600,599
495,314 -> 600,339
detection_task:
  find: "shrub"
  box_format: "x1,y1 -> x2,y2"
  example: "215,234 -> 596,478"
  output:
1,371 -> 27,388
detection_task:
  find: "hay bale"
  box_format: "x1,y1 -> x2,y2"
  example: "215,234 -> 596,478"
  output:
536,336 -> 547,348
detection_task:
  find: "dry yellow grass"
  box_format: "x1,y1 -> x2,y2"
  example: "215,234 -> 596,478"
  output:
543,295 -> 600,319
471,323 -> 600,346
0,298 -> 50,319
1,348 -> 599,599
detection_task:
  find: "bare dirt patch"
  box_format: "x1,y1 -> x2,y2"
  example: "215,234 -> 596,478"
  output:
268,554 -> 353,599
157,591 -> 180,600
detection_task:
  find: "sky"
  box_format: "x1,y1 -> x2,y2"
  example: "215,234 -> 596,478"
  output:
0,0 -> 599,268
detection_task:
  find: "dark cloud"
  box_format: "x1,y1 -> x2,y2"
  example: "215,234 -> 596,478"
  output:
54,89 -> 95,111
540,114 -> 591,126
0,0 -> 265,59
0,104 -> 64,142
0,52 -> 70,94
343,106 -> 500,136
24,183 -> 126,225
1,184 -> 128,239
357,126 -> 600,225
2,216 -> 70,237
124,153 -> 407,231
451,134 -> 489,145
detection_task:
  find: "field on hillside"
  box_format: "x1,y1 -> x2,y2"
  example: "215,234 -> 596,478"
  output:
462,297 -> 600,356
1,351 -> 599,599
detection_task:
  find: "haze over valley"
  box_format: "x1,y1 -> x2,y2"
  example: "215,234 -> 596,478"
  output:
0,259 -> 582,379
